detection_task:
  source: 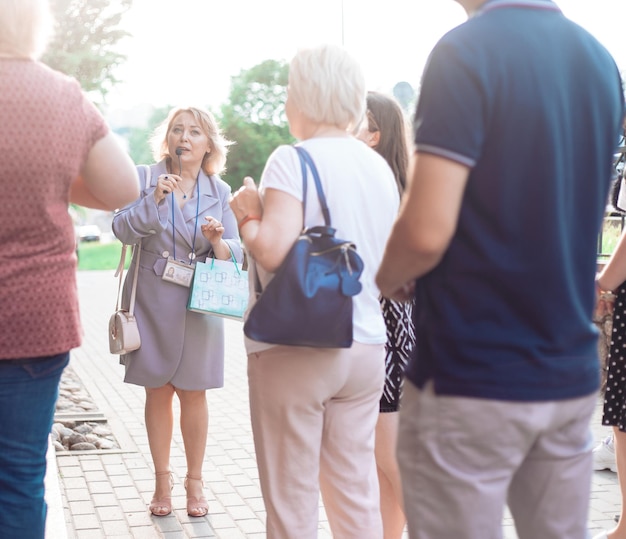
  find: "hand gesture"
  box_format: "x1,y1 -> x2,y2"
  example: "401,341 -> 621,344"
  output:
229,177 -> 263,223
201,216 -> 225,247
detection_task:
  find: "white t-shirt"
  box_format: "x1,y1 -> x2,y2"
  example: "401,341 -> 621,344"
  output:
244,137 -> 400,354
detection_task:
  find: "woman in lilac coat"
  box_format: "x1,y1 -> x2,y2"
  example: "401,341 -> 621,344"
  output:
112,106 -> 242,518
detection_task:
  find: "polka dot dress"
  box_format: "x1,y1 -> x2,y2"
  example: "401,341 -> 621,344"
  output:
602,283 -> 626,431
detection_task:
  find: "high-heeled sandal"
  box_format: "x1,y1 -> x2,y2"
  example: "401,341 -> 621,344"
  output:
149,471 -> 173,516
184,474 -> 209,517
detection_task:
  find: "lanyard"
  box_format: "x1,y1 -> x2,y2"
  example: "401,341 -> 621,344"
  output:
170,179 -> 200,263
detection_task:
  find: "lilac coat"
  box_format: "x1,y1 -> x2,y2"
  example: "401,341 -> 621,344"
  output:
112,162 -> 243,390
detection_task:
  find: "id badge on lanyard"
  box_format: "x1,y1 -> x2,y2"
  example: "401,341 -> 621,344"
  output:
162,257 -> 194,287
161,180 -> 200,288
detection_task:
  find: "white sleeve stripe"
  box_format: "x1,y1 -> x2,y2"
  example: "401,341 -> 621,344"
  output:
415,144 -> 476,168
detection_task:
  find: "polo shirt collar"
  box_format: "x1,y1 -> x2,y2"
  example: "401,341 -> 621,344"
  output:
475,0 -> 562,17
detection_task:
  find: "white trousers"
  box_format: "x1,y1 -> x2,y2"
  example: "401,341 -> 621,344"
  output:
397,381 -> 596,539
248,342 -> 385,539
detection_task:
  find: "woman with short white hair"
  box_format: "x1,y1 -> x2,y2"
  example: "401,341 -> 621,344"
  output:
230,44 -> 399,539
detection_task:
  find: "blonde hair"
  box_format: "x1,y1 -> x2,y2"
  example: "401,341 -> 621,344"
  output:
0,0 -> 53,59
288,44 -> 366,132
151,106 -> 233,176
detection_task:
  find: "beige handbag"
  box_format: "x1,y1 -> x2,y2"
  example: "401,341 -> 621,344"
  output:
108,243 -> 141,354
108,165 -> 150,355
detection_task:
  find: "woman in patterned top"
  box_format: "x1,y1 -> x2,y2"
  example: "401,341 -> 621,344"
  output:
0,1 -> 139,537
355,91 -> 416,539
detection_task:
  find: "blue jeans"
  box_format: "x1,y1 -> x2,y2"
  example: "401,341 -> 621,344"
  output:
0,352 -> 69,539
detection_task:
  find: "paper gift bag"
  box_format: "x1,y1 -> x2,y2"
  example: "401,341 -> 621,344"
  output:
187,255 -> 248,320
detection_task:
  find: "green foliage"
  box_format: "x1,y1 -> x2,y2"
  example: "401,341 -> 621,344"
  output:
77,240 -> 127,271
218,60 -> 294,189
599,216 -> 624,256
127,106 -> 172,165
393,81 -> 417,115
41,0 -> 132,102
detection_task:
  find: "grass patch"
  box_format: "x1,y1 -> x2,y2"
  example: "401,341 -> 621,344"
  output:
599,216 -> 624,257
77,241 -> 128,271
77,217 -> 623,270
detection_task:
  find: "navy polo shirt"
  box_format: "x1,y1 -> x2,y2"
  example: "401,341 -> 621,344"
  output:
405,0 -> 625,401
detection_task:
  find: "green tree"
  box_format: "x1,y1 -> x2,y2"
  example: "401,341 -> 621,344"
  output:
41,0 -> 132,102
218,60 -> 294,189
393,81 -> 417,115
127,106 -> 172,165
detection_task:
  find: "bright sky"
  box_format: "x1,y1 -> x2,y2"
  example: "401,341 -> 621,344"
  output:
104,0 -> 626,113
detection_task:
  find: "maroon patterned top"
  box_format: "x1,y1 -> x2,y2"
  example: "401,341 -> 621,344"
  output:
0,59 -> 108,359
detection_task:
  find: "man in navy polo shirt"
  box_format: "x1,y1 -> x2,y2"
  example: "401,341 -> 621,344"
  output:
376,0 -> 625,537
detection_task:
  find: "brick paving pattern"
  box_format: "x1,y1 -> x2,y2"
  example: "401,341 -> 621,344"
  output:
45,270 -> 620,538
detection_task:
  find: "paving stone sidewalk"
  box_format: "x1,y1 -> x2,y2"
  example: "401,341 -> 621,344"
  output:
46,270 -> 621,538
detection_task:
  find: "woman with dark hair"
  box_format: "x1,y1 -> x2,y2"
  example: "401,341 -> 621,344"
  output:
356,91 -> 415,539
594,218 -> 626,538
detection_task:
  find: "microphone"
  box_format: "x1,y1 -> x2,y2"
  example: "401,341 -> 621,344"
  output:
175,148 -> 182,175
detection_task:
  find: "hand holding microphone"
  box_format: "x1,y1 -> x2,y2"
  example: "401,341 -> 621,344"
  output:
154,173 -> 180,204
153,149 -> 184,204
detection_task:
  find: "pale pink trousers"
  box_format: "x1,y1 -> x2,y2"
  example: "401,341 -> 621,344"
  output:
397,380 -> 597,539
248,342 -> 385,539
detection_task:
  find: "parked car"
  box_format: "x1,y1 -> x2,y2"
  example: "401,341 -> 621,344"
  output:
76,224 -> 101,242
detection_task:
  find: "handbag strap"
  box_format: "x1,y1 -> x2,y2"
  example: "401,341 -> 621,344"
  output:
113,164 -> 151,314
294,145 -> 331,227
210,246 -> 242,275
114,244 -> 141,315
250,148 -> 331,298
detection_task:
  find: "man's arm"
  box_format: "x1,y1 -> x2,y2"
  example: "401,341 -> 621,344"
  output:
376,152 -> 470,301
